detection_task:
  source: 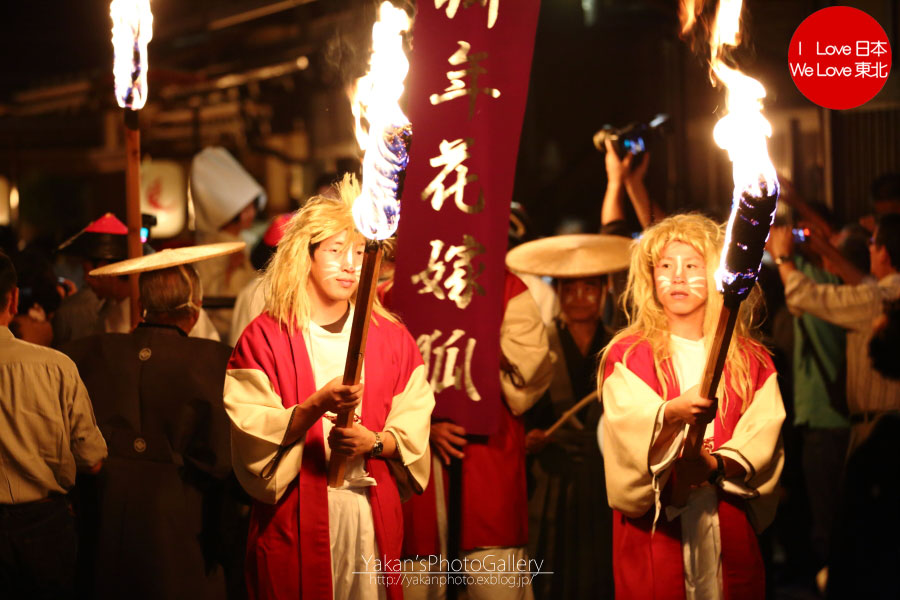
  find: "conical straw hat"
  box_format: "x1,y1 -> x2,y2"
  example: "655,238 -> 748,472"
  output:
506,234 -> 633,278
89,242 -> 246,277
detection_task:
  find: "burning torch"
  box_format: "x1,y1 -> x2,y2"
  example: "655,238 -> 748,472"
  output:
111,0 -> 153,328
328,2 -> 413,488
682,0 -> 779,460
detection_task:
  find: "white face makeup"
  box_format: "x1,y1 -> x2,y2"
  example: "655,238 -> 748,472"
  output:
656,256 -> 704,298
559,277 -> 605,324
315,246 -> 363,284
562,285 -> 599,305
653,241 -> 708,322
308,231 -> 365,305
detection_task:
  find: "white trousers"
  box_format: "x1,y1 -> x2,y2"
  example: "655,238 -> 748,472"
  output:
328,486 -> 386,600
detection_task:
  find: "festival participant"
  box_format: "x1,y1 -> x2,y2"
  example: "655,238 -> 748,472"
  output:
506,233 -> 632,599
53,213 -> 220,344
190,147 -> 267,340
600,140 -> 664,234
53,213 -> 136,345
229,213 -> 292,346
401,270 -> 553,600
9,250 -> 65,346
769,213 -> 900,451
507,202 -> 558,326
63,245 -> 242,599
599,214 -> 785,599
224,175 -> 434,600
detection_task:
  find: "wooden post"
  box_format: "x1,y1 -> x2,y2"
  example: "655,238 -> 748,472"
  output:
123,108 -> 142,329
682,300 -> 739,459
327,239 -> 384,487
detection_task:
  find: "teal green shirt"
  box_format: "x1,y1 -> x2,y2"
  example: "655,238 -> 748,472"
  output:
792,256 -> 850,428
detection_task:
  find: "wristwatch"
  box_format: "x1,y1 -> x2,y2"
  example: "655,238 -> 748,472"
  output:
708,453 -> 725,486
774,254 -> 794,266
370,432 -> 384,458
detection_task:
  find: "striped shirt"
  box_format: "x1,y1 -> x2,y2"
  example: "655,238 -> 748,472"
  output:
783,271 -> 900,415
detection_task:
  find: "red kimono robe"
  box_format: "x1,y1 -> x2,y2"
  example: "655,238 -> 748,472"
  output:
601,335 -> 785,599
224,311 -> 434,600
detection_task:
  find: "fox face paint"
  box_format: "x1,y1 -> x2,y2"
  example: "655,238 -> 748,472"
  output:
309,231 -> 365,303
653,241 -> 709,320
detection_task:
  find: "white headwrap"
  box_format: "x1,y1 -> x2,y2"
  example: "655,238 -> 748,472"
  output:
190,147 -> 267,233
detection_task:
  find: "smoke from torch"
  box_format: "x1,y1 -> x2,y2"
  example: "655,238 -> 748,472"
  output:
110,0 -> 153,110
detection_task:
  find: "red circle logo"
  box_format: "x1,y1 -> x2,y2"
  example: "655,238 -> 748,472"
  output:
788,6 -> 892,110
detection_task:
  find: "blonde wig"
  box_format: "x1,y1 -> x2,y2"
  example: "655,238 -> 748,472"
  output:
262,173 -> 396,332
598,213 -> 767,415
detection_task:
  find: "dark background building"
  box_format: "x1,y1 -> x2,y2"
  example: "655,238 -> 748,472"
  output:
0,0 -> 897,242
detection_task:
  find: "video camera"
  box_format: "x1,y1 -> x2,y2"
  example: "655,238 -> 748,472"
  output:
772,203 -> 811,244
593,114 -> 669,163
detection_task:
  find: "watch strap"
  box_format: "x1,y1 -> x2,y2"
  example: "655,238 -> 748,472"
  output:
370,432 -> 383,458
708,453 -> 725,486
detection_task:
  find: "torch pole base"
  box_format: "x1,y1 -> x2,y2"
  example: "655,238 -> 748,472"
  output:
328,240 -> 384,488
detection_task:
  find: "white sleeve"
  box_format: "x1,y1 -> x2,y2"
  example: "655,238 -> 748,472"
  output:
223,368 -> 304,504
500,289 -> 554,416
383,364 -> 436,493
601,362 -> 682,519
715,372 -> 785,532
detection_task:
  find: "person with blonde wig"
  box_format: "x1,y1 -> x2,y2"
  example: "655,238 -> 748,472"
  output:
597,213 -> 785,599
223,174 -> 435,600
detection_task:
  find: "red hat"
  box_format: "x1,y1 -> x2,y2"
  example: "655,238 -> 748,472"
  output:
84,213 -> 129,235
262,213 -> 292,248
58,213 -> 130,261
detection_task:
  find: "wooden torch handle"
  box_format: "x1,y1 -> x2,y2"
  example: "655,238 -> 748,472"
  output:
682,301 -> 739,460
327,240 -> 384,488
124,109 -> 142,329
545,391 -> 599,438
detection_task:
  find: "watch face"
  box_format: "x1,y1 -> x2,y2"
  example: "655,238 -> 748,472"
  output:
371,434 -> 384,457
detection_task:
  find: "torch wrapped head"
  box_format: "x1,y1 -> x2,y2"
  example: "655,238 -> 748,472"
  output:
110,0 -> 153,110
716,180 -> 779,304
352,122 -> 412,240
351,2 -> 413,242
709,62 -> 780,306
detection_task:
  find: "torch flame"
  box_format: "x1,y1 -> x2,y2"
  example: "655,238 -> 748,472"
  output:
679,0 -> 703,36
707,0 -> 777,198
711,65 -> 777,198
351,2 -> 413,241
681,0 -> 779,296
110,0 -> 153,110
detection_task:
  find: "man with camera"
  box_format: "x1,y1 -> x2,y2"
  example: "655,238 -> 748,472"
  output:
595,115 -> 667,235
769,213 -> 900,452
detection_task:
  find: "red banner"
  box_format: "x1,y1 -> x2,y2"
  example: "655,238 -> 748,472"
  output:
393,0 -> 541,435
